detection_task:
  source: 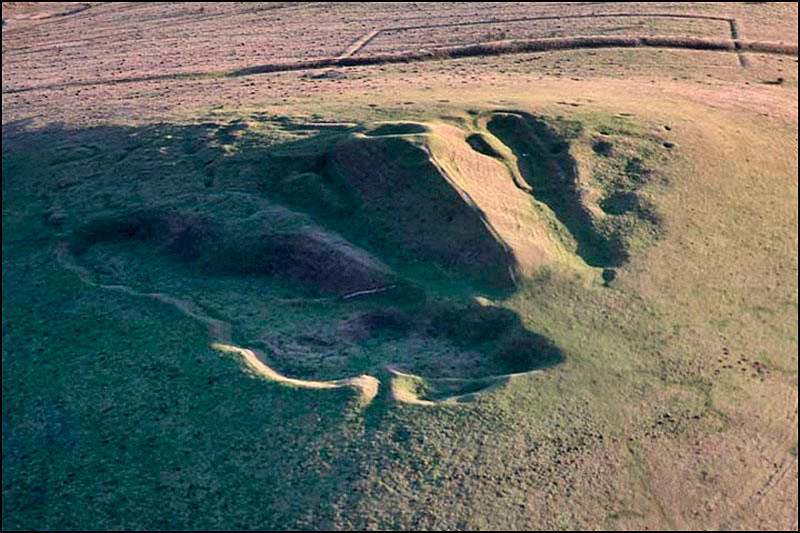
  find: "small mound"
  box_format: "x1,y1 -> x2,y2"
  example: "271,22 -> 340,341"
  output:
427,301 -> 565,375
592,139 -> 614,156
72,209 -> 392,297
624,157 -> 653,185
218,230 -> 390,296
427,302 -> 517,345
72,209 -> 214,260
341,308 -> 412,339
599,191 -> 639,215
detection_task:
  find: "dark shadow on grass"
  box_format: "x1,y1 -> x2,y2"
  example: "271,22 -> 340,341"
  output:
4,117 -> 520,295
487,111 -> 628,267
3,118 -> 564,385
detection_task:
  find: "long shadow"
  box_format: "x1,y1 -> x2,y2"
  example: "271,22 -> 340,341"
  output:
3,117 -> 520,295
487,111 -> 628,267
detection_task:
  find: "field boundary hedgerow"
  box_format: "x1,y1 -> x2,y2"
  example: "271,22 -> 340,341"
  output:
3,25 -> 797,95
382,12 -> 736,34
229,35 -> 796,76
345,12 -> 743,58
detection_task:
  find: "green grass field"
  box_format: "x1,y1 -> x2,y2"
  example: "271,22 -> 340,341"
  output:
3,81 -> 796,528
3,3 -> 799,529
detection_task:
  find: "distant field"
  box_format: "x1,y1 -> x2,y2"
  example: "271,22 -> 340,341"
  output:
2,2 -> 797,94
357,14 -> 734,56
2,2 -> 797,531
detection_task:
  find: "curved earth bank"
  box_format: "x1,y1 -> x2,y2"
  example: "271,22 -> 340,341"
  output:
56,241 -> 533,407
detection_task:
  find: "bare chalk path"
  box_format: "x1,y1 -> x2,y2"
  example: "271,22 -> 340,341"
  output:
56,241 -> 380,406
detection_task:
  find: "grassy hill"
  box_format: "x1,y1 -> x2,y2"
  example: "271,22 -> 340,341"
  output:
2,2 -> 797,530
